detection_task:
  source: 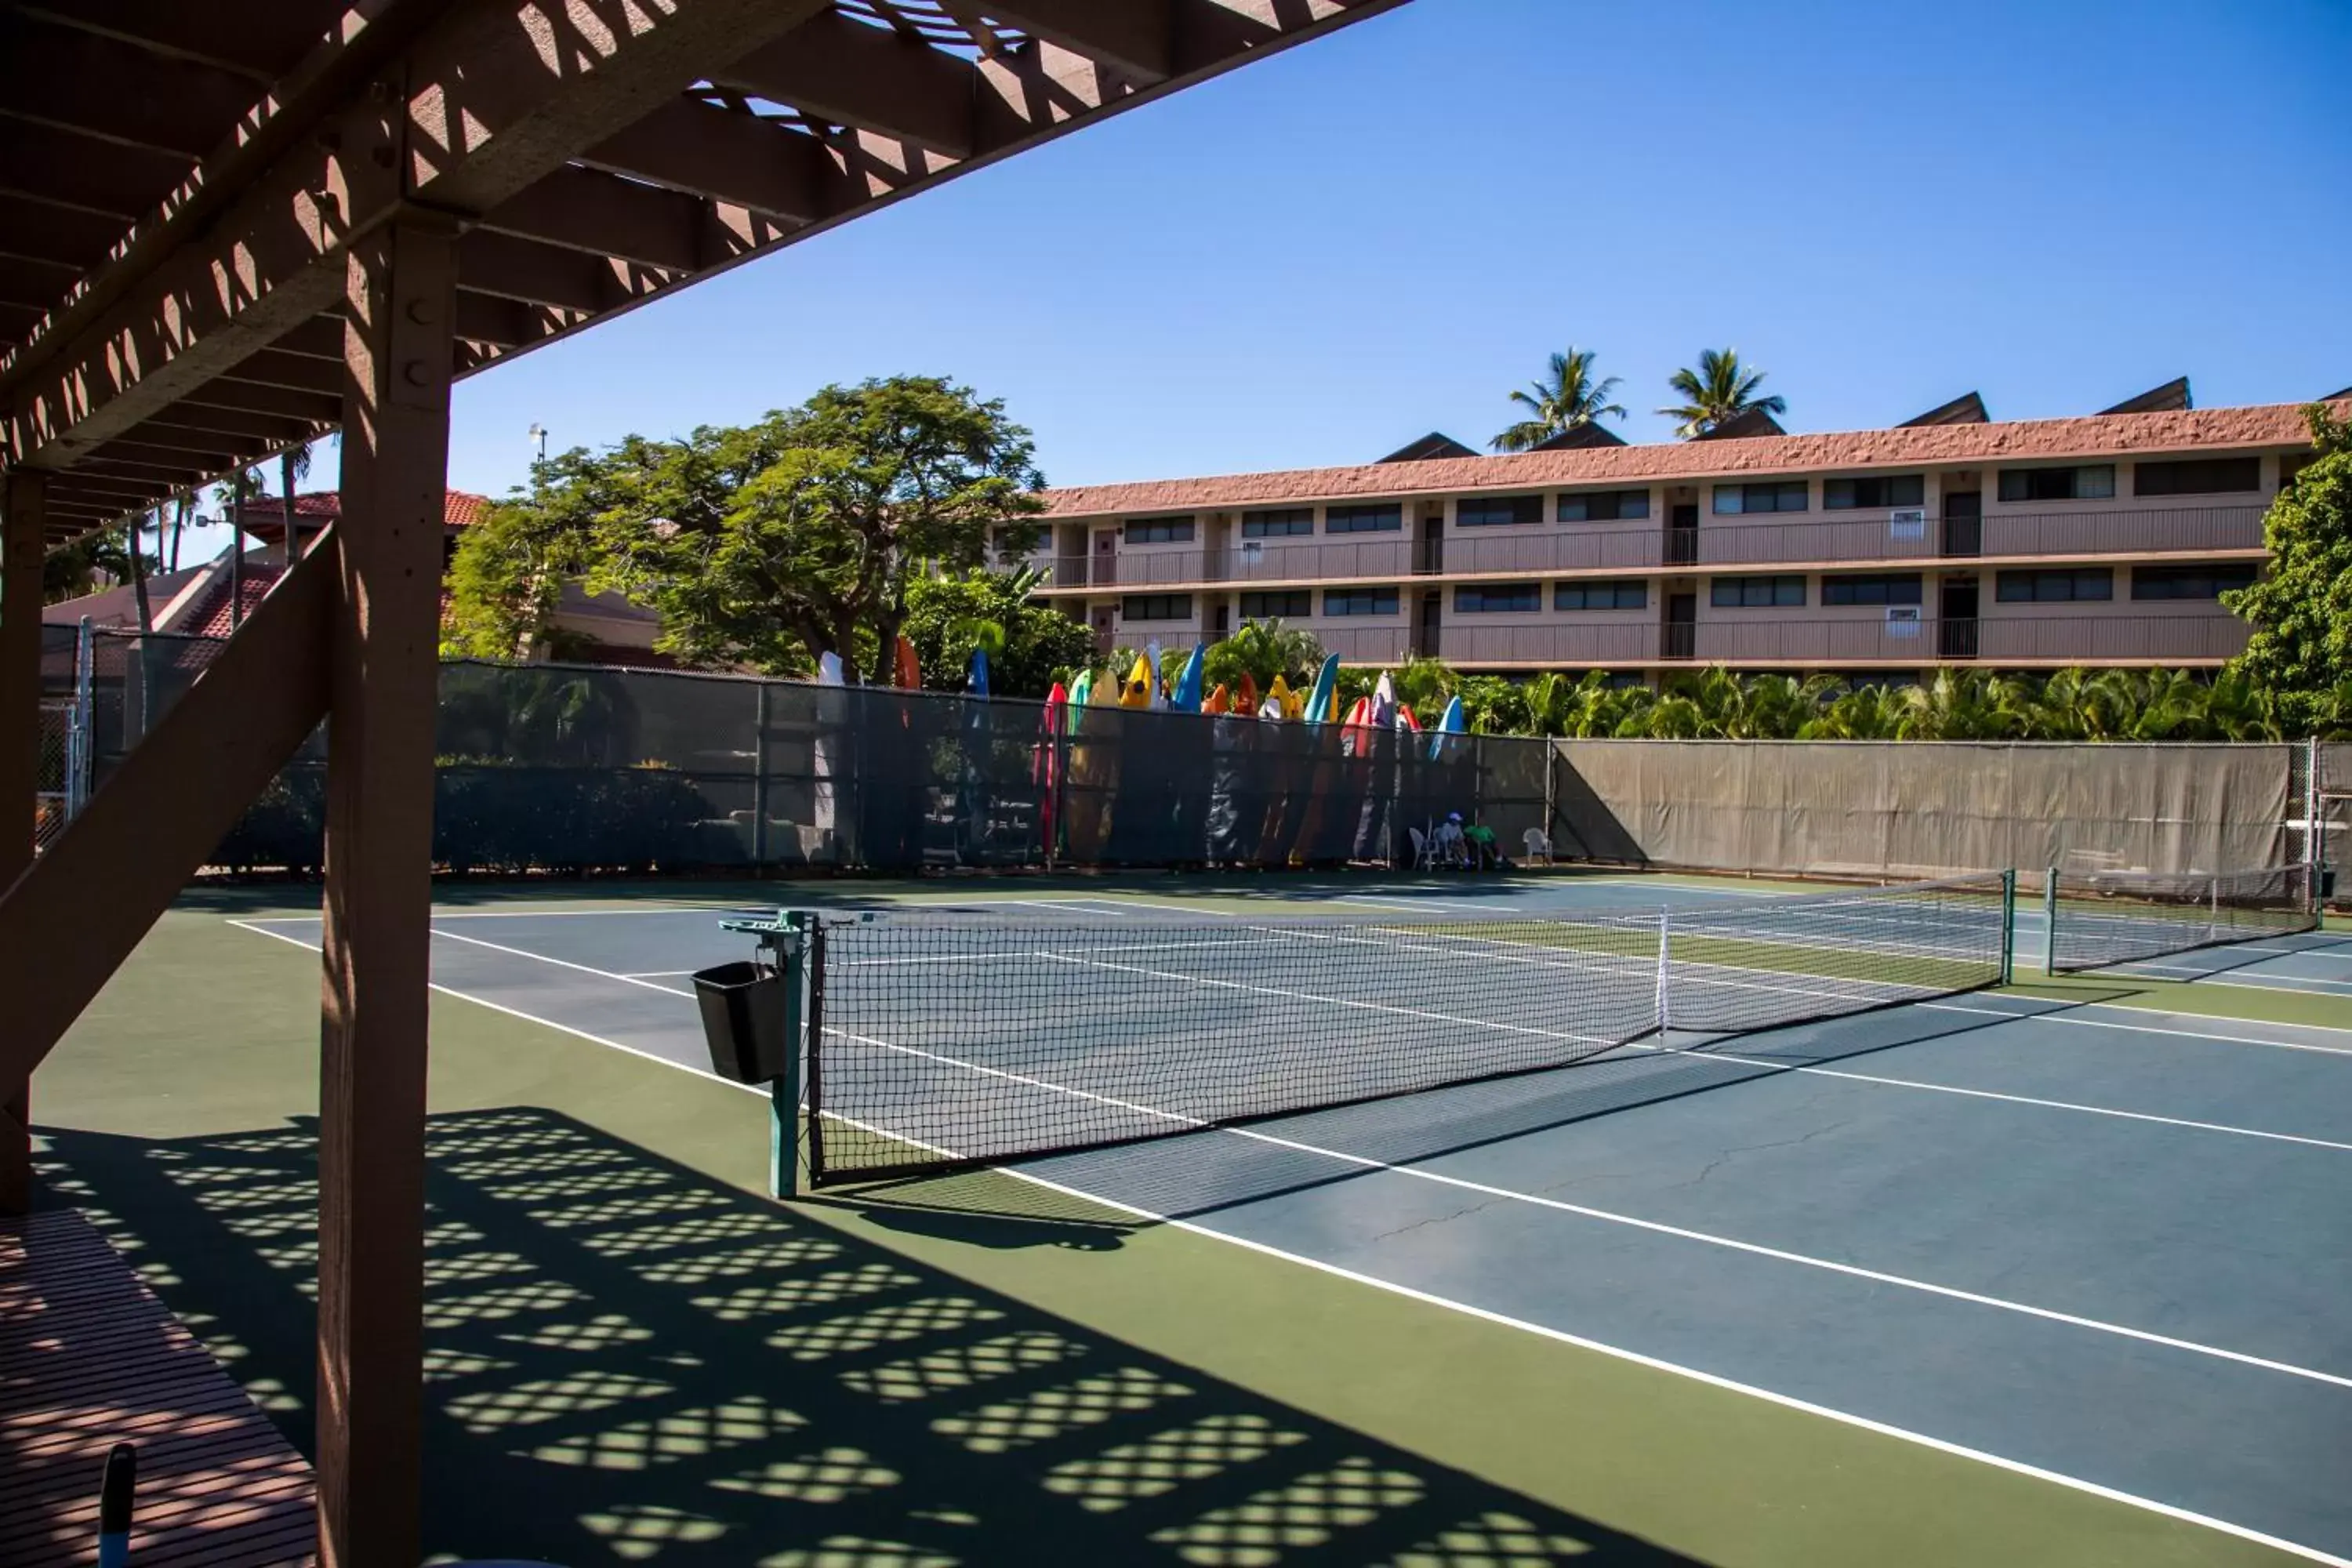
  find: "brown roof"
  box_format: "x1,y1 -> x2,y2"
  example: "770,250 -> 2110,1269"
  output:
1042,399 -> 2339,518
237,489 -> 493,535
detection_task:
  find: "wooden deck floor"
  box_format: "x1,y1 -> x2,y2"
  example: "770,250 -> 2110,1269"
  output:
1,1209 -> 315,1566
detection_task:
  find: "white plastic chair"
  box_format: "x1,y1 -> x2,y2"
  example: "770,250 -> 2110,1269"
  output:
1405,826 -> 1429,870
1522,827 -> 1553,866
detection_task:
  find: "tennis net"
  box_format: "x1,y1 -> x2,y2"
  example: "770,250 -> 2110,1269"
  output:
2044,864 -> 2318,975
804,873 -> 2013,1185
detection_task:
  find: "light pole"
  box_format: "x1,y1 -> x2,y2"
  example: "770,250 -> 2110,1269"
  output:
528,423 -> 546,463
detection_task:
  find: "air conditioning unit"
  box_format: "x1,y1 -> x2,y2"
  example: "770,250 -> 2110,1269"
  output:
1888,507 -> 1927,540
1886,605 -> 1922,637
1240,540 -> 1264,563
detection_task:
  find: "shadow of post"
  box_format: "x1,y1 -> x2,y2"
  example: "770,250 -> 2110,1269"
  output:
38,1107 -> 1702,1566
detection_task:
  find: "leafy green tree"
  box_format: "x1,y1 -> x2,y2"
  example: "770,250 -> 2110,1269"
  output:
902,566 -> 1097,699
1201,619 -> 1326,695
2226,405 -> 2352,732
446,377 -> 1046,680
1453,674 -> 1530,734
1659,347 -> 1786,438
1491,348 -> 1626,452
43,526 -> 160,605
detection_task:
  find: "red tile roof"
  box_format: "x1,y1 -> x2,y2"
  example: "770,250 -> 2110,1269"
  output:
1041,399 -> 2343,518
183,563 -> 289,639
237,488 -> 492,536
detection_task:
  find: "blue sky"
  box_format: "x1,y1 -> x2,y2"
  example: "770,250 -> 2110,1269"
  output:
321,0 -> 2352,515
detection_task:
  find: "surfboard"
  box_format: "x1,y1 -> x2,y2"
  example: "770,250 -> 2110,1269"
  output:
1171,644 -> 1206,713
1119,653 -> 1152,708
1305,652 -> 1341,727
1203,683 -> 1231,717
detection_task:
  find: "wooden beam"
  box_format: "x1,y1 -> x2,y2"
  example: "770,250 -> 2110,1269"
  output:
449,291 -> 544,348
0,15 -> 263,161
136,405 -> 319,447
94,436 -> 242,470
481,165 -> 722,274
313,215 -> 455,1568
0,194 -> 136,271
456,231 -> 638,315
0,121 -> 187,223
580,97 -> 833,220
219,347 -> 347,397
3,0 -> 834,470
180,379 -> 343,423
719,10 -> 979,157
0,524 -> 332,1091
0,472 -> 42,1214
18,0 -> 350,82
982,0 -> 1174,83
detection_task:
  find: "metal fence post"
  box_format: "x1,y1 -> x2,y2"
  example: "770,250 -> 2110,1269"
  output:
1999,869 -> 2016,986
67,616 -> 94,817
2042,866 -> 2060,975
752,681 -> 771,869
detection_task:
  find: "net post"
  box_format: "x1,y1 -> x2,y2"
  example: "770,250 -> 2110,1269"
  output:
1653,909 -> 1671,1036
2041,866 -> 2059,975
2000,868 -> 2016,986
769,910 -> 807,1200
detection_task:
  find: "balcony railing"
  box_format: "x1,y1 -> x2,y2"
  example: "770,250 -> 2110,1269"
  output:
1428,613 -> 2249,667
1041,505 -> 2269,590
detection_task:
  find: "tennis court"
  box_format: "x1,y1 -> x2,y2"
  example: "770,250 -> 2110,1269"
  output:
205,871 -> 2352,1566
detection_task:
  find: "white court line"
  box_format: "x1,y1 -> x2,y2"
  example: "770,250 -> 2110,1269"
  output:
844,894 -> 2352,1057
829,1024 -> 2352,1392
221,917 -> 2352,1567
2113,963 -> 2352,994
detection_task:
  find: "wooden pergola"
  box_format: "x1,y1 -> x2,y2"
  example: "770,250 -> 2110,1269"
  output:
0,2 -> 1402,1559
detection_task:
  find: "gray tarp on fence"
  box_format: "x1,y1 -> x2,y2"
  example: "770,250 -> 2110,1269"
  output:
1550,739 -> 2299,880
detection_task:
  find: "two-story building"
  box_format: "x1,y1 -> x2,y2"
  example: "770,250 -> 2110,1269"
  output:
1025,381 -> 2346,677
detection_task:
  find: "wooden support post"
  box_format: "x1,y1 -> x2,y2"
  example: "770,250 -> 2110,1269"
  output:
0,471 -> 43,1214
313,215 -> 456,1568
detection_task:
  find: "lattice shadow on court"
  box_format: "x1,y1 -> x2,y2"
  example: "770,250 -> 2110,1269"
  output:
34,1107 -> 1699,1566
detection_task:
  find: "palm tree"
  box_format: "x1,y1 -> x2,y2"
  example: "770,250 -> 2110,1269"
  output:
1490,349 -> 1627,452
1658,347 -> 1787,439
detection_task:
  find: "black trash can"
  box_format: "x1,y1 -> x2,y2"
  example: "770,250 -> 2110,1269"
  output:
693,960 -> 789,1084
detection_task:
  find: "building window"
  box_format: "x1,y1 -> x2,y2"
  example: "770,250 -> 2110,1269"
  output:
1997,465 -> 2115,503
1241,507 -> 1315,539
1121,593 -> 1194,621
1125,516 -> 1195,544
2132,457 -> 2261,497
1820,573 -> 1923,606
1239,589 -> 1313,619
1456,494 -> 1544,528
1325,503 -> 1403,534
1454,583 -> 1541,613
1324,587 -> 1399,616
1556,488 -> 1650,522
1711,481 -> 1809,514
1554,580 -> 1648,611
1710,575 -> 1807,608
2280,452 -> 2318,492
2131,563 -> 2259,601
1995,568 -> 2113,603
1823,474 -> 1926,510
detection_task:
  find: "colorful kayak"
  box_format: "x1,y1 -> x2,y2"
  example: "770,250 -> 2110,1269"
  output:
1203,683 -> 1231,717
1236,673 -> 1260,716
1264,674 -> 1294,720
967,645 -> 990,698
893,634 -> 920,690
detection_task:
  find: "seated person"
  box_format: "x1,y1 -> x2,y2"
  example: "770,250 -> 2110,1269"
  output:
1464,819 -> 1503,869
1431,812 -> 1471,869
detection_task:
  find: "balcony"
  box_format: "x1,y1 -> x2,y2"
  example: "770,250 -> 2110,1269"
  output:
1040,505 -> 2269,590
1425,613 -> 2250,669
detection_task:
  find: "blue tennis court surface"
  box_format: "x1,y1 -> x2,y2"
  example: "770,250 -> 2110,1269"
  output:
233,878 -> 2352,1563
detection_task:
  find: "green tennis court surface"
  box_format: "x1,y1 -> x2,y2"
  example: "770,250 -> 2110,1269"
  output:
31,872 -> 2352,1567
